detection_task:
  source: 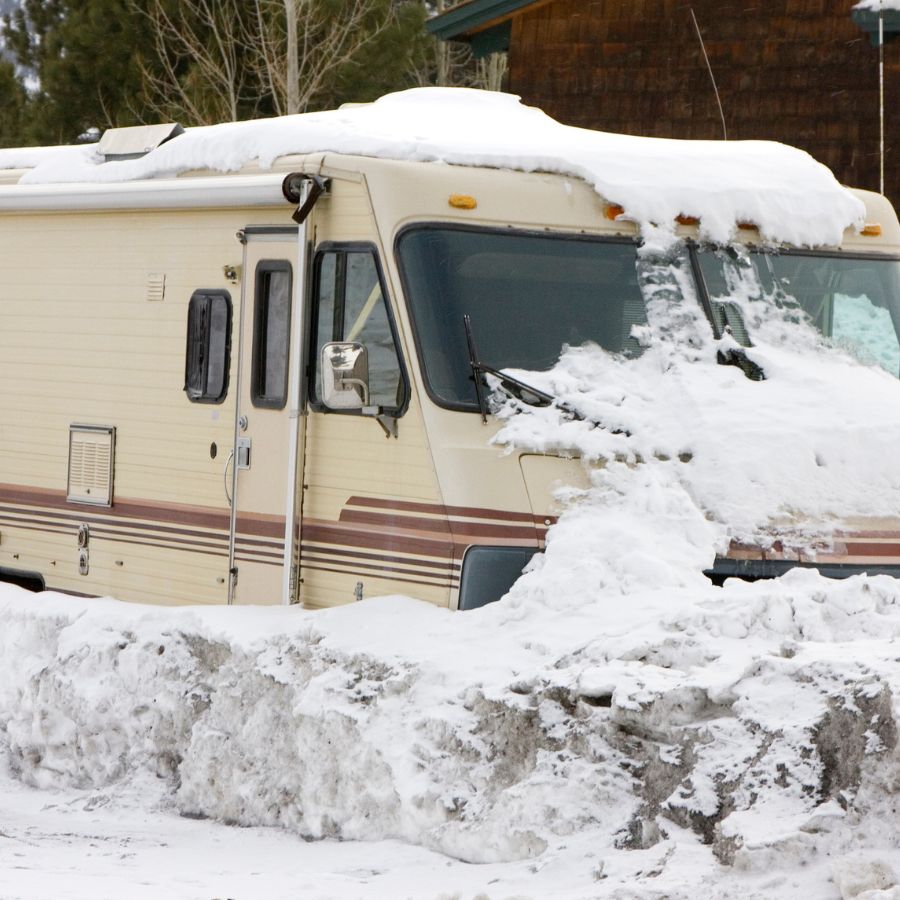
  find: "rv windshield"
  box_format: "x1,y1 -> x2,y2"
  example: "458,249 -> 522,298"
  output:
698,250 -> 900,376
397,227 -> 647,409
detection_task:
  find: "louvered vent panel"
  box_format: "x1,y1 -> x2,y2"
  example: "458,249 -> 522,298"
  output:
68,426 -> 115,506
146,272 -> 166,302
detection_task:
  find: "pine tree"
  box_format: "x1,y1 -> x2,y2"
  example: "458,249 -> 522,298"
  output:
0,59 -> 28,147
2,0 -> 147,145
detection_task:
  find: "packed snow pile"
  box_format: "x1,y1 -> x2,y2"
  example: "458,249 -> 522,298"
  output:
5,568 -> 900,895
0,87 -> 864,248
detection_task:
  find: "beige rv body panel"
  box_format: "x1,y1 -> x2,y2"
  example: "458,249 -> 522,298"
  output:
1,150 -> 899,606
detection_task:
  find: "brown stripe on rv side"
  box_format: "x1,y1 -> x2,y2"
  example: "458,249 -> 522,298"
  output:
0,503 -> 230,545
346,495 -> 539,524
0,514 -> 236,561
234,553 -> 282,567
302,520 -> 455,559
98,533 -> 228,560
0,509 -> 279,562
0,483 -> 284,538
822,542 -> 900,558
0,506 -> 231,549
339,508 -> 538,541
301,562 -> 455,589
300,542 -> 459,573
300,553 -> 457,585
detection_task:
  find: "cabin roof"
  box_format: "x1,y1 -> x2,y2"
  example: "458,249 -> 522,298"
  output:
425,0 -> 549,56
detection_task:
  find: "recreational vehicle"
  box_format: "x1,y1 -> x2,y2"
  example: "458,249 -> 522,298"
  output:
1,102 -> 899,609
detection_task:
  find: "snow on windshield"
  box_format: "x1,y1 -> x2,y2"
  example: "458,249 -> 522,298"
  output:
0,87 -> 864,250
492,248 -> 900,548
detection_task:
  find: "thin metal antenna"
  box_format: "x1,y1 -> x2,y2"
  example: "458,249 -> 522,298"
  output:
690,8 -> 727,141
879,0 -> 885,195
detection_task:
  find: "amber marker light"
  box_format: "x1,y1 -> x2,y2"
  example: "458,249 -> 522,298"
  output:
676,214 -> 700,226
605,203 -> 625,220
861,223 -> 883,237
449,194 -> 477,210
737,221 -> 759,232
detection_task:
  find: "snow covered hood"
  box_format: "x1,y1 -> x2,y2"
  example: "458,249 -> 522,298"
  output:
0,87 -> 865,248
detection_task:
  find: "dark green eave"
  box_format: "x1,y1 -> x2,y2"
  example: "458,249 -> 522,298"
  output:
426,0 -> 540,56
852,6 -> 900,46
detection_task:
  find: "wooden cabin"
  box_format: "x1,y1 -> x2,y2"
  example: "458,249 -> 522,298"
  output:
429,0 -> 900,203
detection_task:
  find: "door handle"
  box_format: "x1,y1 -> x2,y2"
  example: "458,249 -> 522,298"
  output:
224,449 -> 234,506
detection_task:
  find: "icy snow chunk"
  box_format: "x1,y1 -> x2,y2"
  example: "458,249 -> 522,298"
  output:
833,857 -> 898,899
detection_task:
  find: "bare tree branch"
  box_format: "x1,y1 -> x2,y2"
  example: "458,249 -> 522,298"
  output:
134,0 -> 401,124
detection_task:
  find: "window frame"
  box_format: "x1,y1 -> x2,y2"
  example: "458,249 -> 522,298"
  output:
394,222 -> 643,413
308,241 -> 409,417
250,259 -> 293,411
184,288 -> 232,405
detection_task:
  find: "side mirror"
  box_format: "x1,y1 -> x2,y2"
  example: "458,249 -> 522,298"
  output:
321,342 -> 370,409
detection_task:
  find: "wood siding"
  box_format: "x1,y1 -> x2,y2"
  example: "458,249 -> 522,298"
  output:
508,0 -> 898,203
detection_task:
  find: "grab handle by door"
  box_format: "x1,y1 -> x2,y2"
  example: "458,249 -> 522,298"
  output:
224,449 -> 234,505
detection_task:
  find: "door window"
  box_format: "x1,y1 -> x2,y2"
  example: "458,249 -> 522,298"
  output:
251,261 -> 292,409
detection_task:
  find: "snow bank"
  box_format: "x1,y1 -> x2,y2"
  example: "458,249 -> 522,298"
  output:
5,561 -> 900,893
0,88 -> 864,248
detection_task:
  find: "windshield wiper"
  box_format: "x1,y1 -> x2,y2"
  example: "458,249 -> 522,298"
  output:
463,314 -> 554,423
462,316 -> 632,436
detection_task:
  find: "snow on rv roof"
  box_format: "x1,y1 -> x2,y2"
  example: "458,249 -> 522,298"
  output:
0,88 -> 864,250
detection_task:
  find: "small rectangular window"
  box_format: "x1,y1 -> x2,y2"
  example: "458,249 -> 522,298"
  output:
185,290 -> 232,403
251,262 -> 292,409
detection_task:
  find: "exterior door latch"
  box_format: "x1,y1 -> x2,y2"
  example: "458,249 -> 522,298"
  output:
236,437 -> 252,469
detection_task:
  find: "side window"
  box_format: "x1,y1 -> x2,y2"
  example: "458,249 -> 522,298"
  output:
311,246 -> 405,412
251,261 -> 292,409
184,289 -> 231,404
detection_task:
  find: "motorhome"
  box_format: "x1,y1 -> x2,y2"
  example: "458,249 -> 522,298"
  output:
1,96 -> 899,609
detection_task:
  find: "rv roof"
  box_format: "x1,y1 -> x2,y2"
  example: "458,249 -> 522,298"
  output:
0,87 -> 866,250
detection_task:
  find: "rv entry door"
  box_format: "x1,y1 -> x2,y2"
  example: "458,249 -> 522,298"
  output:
227,227 -> 305,604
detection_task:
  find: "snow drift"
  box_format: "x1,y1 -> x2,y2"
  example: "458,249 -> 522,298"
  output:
5,564 -> 900,896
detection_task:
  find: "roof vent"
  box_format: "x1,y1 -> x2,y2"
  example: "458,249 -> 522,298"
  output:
98,123 -> 184,162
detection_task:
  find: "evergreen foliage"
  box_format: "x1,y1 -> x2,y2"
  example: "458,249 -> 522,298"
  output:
0,0 -> 493,148
2,0 -> 147,145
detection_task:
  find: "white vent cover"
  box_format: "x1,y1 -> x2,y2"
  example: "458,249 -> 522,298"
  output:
68,425 -> 115,506
98,123 -> 184,161
146,272 -> 166,302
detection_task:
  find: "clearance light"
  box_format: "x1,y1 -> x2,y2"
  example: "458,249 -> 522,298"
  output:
676,214 -> 700,226
449,194 -> 477,210
605,203 -> 625,220
737,221 -> 759,232
861,223 -> 883,237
